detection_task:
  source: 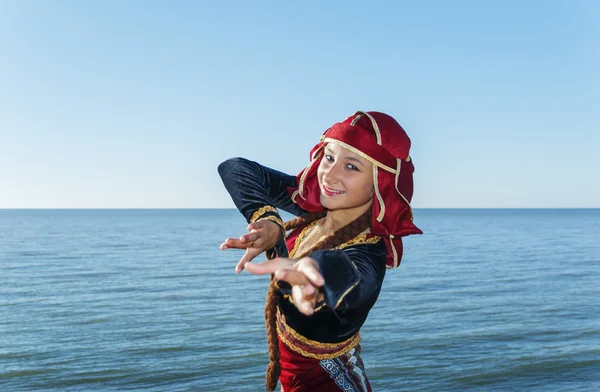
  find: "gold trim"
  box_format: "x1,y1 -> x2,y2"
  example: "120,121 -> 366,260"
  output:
250,205 -> 278,223
389,234 -> 398,268
350,112 -> 363,126
333,272 -> 360,309
373,166 -> 385,222
277,310 -> 359,349
257,215 -> 284,230
276,310 -> 360,359
359,111 -> 382,145
394,158 -> 401,199
282,293 -> 295,304
278,331 -> 358,360
335,233 -> 381,250
291,190 -> 300,204
321,138 -> 396,173
298,147 -> 324,200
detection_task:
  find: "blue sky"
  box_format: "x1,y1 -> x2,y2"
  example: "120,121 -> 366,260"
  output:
1,0 -> 598,208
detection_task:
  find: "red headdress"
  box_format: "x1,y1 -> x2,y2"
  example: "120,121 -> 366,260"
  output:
288,111 -> 423,268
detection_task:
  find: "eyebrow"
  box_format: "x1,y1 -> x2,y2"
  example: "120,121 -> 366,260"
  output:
324,147 -> 365,167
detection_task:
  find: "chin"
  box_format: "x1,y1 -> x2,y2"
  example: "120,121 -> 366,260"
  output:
319,195 -> 335,210
320,194 -> 346,211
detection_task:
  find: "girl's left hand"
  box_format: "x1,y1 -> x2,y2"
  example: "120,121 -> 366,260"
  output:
245,257 -> 324,316
220,220 -> 282,273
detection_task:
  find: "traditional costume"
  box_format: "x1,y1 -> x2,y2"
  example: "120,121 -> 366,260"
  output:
219,111 -> 422,391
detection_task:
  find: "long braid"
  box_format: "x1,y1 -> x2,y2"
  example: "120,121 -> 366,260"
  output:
282,210 -> 327,232
264,275 -> 281,391
264,209 -> 372,391
306,210 -> 372,255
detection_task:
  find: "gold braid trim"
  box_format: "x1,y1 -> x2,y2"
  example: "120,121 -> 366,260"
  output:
333,274 -> 360,310
276,309 -> 360,359
250,205 -> 278,223
290,223 -> 381,258
335,233 -> 382,250
256,215 -> 284,230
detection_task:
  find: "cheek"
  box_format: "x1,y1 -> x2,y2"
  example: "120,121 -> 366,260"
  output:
317,167 -> 324,186
358,179 -> 375,199
317,162 -> 327,183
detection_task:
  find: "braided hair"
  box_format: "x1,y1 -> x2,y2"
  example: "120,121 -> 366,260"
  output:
264,208 -> 372,391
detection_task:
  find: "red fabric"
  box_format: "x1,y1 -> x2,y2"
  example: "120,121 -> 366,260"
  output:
288,111 -> 423,268
278,338 -> 372,392
284,226 -> 304,254
278,338 -> 338,391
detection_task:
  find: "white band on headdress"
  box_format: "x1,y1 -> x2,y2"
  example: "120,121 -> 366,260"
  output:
356,111 -> 382,145
350,113 -> 363,126
321,138 -> 396,173
373,165 -> 385,222
389,234 -> 399,268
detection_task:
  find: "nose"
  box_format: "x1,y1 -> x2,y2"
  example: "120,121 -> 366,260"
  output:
323,160 -> 342,184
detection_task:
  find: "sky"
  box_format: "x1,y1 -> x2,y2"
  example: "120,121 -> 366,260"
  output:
0,0 -> 598,209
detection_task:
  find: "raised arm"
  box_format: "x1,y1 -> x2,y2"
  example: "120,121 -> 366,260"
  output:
218,157 -> 306,260
218,157 -> 305,221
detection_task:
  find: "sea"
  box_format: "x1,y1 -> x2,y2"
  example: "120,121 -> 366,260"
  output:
1,209 -> 599,391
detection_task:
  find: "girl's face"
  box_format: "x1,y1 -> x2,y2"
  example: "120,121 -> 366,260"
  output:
317,143 -> 374,214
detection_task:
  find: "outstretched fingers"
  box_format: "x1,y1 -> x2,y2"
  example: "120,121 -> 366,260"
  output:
244,257 -> 296,276
235,247 -> 263,273
274,269 -> 312,286
220,237 -> 251,250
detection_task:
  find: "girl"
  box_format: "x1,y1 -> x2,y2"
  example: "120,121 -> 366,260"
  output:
219,111 -> 422,391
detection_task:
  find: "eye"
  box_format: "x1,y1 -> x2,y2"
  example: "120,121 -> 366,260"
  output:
324,154 -> 334,162
346,163 -> 360,171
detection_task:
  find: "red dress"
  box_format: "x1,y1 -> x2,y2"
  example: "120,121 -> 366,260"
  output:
274,224 -> 379,392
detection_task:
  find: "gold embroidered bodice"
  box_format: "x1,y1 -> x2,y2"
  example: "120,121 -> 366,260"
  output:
289,219 -> 334,258
288,219 -> 380,259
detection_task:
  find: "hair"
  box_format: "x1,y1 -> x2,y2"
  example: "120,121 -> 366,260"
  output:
264,208 -> 372,391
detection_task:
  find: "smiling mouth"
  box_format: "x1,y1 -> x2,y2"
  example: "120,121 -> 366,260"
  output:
322,185 -> 344,197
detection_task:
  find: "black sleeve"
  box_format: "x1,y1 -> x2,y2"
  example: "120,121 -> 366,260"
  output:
309,240 -> 387,311
218,157 -> 307,257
